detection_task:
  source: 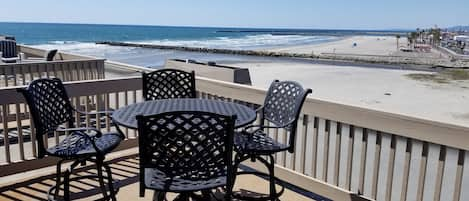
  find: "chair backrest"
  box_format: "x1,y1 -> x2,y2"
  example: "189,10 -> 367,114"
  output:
137,111 -> 235,181
262,80 -> 312,152
18,78 -> 75,158
0,40 -> 17,58
45,49 -> 58,61
142,69 -> 196,101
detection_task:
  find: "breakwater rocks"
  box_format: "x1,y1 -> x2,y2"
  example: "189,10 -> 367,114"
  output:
96,41 -> 469,68
96,41 -> 311,58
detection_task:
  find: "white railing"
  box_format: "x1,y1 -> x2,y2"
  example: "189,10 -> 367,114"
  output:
0,77 -> 141,175
1,45 -> 105,86
0,59 -> 105,87
196,77 -> 469,201
0,76 -> 468,201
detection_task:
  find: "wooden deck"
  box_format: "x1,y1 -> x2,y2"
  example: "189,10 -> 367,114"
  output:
0,149 -> 317,201
1,66 -> 469,200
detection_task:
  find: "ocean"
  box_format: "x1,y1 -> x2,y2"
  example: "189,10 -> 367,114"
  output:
0,22 -> 405,67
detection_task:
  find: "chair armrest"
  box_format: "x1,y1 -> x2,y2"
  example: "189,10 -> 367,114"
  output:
244,124 -> 285,130
76,109 -> 114,117
56,127 -> 103,137
255,106 -> 263,113
243,118 -> 295,132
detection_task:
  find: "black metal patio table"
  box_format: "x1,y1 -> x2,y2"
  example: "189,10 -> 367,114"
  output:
112,98 -> 257,129
112,98 -> 256,200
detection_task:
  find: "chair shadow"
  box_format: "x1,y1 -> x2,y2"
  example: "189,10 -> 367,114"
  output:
0,154 -> 139,201
211,188 -> 270,201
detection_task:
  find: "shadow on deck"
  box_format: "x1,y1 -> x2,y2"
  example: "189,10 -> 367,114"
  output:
0,152 -> 318,201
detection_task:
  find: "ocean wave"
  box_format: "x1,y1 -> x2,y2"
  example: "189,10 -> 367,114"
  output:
132,34 -> 339,50
31,42 -> 139,58
31,34 -> 338,53
28,34 -> 340,66
48,40 -> 80,45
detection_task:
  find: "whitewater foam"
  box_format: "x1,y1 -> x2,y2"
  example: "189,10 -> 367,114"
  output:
29,34 -> 340,68
131,34 -> 339,50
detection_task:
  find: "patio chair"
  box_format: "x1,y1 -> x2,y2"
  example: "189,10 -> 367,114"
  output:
142,68 -> 196,101
232,80 -> 312,200
18,78 -> 124,201
137,111 -> 236,201
0,40 -> 20,63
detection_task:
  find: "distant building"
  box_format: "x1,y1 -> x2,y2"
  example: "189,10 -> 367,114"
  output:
454,35 -> 469,42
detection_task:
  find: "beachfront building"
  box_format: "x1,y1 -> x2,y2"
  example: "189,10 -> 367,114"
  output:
453,35 -> 469,55
1,43 -> 469,201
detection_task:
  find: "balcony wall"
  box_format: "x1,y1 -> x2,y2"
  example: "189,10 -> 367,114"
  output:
0,75 -> 468,201
0,45 -> 105,87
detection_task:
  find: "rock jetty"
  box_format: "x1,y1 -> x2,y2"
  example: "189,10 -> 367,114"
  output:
96,41 -> 469,68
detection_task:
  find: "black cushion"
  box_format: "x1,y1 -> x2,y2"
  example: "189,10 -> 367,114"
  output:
234,130 -> 289,155
47,132 -> 122,158
144,168 -> 227,192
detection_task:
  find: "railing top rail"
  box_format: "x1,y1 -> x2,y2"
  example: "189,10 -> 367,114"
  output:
0,58 -> 106,66
105,60 -> 154,73
0,76 -> 141,105
0,75 -> 468,150
17,44 -> 105,61
195,76 -> 469,150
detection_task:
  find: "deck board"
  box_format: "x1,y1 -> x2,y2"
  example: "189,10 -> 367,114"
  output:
0,150 -> 316,201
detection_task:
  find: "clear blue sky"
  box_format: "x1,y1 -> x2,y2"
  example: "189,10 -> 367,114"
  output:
1,0 -> 467,29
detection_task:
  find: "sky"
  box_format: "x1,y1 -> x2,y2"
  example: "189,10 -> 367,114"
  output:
0,0 -> 467,30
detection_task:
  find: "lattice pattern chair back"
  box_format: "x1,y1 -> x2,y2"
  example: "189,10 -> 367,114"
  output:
137,111 -> 235,180
262,80 -> 312,151
0,40 -> 17,58
142,69 -> 196,100
19,78 -> 74,157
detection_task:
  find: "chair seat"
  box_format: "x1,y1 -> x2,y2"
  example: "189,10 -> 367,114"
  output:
144,168 -> 227,193
47,132 -> 122,158
234,130 -> 289,155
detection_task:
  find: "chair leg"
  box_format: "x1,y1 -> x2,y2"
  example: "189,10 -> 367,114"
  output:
228,153 -> 242,201
152,191 -> 166,201
63,169 -> 71,201
231,153 -> 242,187
55,160 -> 64,198
225,186 -> 233,201
267,155 -> 277,201
201,190 -> 211,200
96,160 -> 109,200
104,163 -> 117,201
174,193 -> 190,201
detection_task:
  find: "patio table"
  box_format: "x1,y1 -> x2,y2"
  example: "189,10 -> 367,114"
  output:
112,98 -> 257,129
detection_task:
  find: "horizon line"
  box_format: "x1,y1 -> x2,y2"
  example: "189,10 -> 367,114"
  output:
0,21 -> 417,32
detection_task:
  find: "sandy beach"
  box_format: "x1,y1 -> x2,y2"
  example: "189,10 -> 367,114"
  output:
98,35 -> 469,127
269,35 -> 409,55
222,60 -> 469,127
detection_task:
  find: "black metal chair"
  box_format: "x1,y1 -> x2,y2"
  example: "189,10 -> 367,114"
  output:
0,39 -> 19,63
232,80 -> 312,201
18,78 -> 124,201
137,111 -> 236,201
142,69 -> 196,101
